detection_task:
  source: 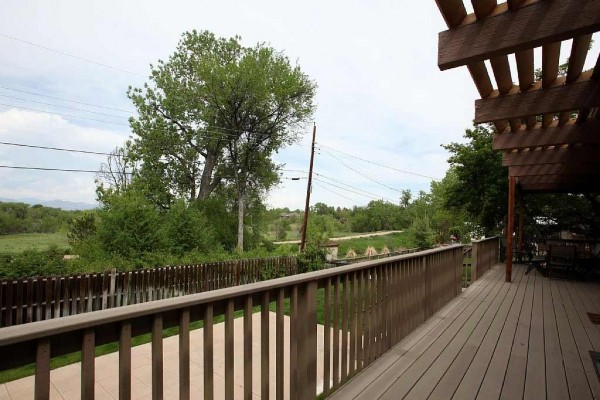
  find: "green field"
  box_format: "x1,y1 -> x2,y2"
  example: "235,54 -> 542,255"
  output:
337,232 -> 415,257
0,232 -> 70,254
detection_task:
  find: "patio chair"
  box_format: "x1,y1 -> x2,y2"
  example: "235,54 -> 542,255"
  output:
548,245 -> 576,279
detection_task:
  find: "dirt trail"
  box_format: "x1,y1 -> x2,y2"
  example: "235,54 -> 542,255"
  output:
273,230 -> 403,245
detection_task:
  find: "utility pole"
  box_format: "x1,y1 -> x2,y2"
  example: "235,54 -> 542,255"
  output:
300,123 -> 316,252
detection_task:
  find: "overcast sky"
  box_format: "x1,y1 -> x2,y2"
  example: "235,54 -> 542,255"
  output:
0,1 -> 598,210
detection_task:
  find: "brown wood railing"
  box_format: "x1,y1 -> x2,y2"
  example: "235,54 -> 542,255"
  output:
0,256 -> 297,328
471,237 -> 499,282
0,245 -> 463,400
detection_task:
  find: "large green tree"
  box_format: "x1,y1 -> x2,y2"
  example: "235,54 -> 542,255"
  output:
442,124 -> 508,236
127,30 -> 316,251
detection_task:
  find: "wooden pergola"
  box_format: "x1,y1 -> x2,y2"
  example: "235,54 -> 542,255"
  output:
436,0 -> 600,282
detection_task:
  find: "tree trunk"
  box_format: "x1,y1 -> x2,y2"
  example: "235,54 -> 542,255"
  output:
198,151 -> 218,200
237,192 -> 245,252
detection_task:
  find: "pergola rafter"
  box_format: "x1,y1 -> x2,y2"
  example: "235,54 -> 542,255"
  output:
436,0 -> 600,282
493,120 -> 600,151
438,0 -> 600,70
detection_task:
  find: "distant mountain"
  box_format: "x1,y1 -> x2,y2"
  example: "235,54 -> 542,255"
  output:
0,197 -> 97,210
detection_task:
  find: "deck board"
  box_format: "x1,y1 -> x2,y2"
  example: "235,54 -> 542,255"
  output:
524,274 -> 545,400
340,268 -> 504,400
499,266 -> 535,400
390,267 -> 507,400
543,276 -> 570,400
558,280 -> 600,398
329,264 -> 600,400
475,267 -> 530,400
403,262 -> 521,400
430,264 -> 526,400
365,269 -> 505,400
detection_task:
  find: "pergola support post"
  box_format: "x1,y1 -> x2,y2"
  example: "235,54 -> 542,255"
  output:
506,176 -> 515,282
518,195 -> 524,262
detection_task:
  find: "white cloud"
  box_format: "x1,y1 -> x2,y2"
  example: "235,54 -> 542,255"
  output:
0,108 -> 128,202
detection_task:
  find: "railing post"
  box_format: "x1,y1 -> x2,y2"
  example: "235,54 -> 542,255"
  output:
471,241 -> 479,282
296,281 -> 317,400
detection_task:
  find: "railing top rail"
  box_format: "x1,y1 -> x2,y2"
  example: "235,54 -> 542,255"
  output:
471,236 -> 499,244
0,244 -> 463,346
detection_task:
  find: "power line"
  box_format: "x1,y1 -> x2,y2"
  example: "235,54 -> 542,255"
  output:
317,143 -> 439,180
0,89 -> 312,144
0,85 -> 134,113
0,33 -> 146,78
0,103 -> 130,127
0,165 -> 300,183
320,148 -> 405,194
0,141 -> 113,156
0,94 -> 131,119
0,165 -> 119,174
313,182 -> 355,202
313,177 -> 393,202
282,169 -> 395,202
314,172 -> 390,200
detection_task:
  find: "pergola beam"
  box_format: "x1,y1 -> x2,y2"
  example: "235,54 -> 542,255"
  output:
438,0 -> 600,70
519,182 -> 600,193
510,163 -> 600,177
475,77 -> 600,123
518,175 -> 599,185
502,147 -> 600,166
493,120 -> 600,150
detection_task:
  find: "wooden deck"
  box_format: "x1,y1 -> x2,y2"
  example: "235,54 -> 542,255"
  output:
330,263 -> 600,399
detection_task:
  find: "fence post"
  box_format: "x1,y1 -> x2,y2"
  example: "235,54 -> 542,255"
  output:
295,281 -> 317,400
109,268 -> 116,309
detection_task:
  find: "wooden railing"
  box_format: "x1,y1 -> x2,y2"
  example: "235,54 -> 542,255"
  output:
471,237 -> 499,282
0,256 -> 297,328
462,245 -> 473,288
0,245 -> 463,400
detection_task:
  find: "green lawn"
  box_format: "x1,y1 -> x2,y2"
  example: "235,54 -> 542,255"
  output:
0,232 -> 70,254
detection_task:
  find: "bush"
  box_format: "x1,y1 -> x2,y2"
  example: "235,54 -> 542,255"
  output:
296,244 -> 326,273
410,216 -> 435,249
0,246 -> 68,278
96,191 -> 165,258
67,213 -> 97,245
163,200 -> 217,255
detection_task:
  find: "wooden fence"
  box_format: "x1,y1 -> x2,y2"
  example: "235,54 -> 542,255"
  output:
0,245 -> 464,400
0,256 -> 296,328
471,237 -> 500,282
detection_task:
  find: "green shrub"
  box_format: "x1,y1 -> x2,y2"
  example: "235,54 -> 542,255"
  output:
296,244 -> 326,273
410,216 -> 435,249
96,191 -> 165,258
0,246 -> 68,278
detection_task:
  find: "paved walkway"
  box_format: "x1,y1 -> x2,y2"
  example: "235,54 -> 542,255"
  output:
0,312 -> 328,399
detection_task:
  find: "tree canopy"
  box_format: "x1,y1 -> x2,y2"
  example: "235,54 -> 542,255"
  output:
442,124 -> 508,236
122,30 -> 316,251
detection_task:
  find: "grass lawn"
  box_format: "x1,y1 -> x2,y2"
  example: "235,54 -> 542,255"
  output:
0,232 -> 70,254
